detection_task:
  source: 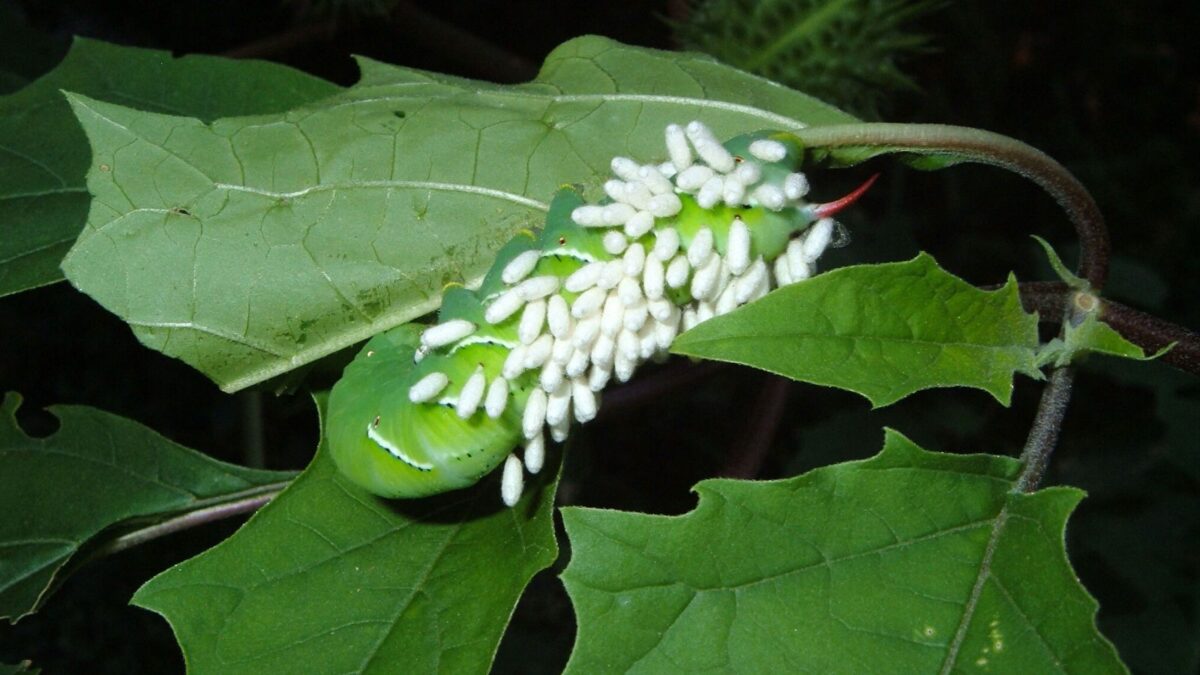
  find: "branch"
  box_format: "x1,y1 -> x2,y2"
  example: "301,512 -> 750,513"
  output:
793,124 -> 1111,290
1012,281 -> 1200,376
1099,300 -> 1200,374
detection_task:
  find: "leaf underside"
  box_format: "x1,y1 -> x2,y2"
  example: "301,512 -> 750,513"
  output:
0,37 -> 338,298
561,430 -> 1125,674
61,35 -> 860,392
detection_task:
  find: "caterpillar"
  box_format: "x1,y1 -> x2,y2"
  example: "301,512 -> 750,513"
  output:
327,121 -> 874,506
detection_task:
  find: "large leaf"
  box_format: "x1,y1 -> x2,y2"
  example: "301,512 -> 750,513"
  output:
62,35 -> 860,392
0,37 -> 339,298
0,393 -> 293,622
561,430 -> 1125,673
671,253 -> 1042,406
133,394 -> 559,674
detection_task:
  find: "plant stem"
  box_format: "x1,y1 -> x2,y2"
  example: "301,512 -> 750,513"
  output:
1014,366 -> 1074,493
94,482 -> 291,557
794,123 -> 1111,289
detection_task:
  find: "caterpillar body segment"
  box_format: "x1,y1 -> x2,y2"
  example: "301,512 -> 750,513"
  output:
327,326 -> 526,498
328,123 -> 872,505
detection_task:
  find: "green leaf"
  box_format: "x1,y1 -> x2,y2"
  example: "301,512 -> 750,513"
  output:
62,35 -> 859,392
0,392 -> 293,622
671,253 -> 1042,407
0,37 -> 339,298
133,395 -> 559,674
561,430 -> 1126,674
1032,235 -> 1087,290
0,661 -> 39,675
1037,311 -> 1165,368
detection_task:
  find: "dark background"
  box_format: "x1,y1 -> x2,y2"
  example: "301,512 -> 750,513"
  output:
1,1 -> 1196,672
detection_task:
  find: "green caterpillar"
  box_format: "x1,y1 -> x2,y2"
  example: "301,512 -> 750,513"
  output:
327,121 -> 873,505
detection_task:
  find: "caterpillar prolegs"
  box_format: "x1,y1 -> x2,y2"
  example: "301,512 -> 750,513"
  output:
327,121 -> 875,506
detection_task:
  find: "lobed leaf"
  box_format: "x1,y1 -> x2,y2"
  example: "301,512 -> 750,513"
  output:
133,394 -> 559,674
0,37 -> 338,297
561,430 -> 1126,673
671,253 -> 1042,407
0,393 -> 293,622
62,35 -> 860,392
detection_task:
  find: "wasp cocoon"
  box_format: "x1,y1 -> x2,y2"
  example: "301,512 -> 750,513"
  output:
485,289 -> 525,324
421,320 -> 475,349
687,227 -> 715,267
665,123 -> 692,170
455,367 -> 487,419
501,454 -> 524,506
603,230 -> 628,255
749,138 -> 787,162
408,372 -> 449,403
519,300 -> 547,345
485,376 -> 509,419
524,433 -> 546,474
502,250 -> 540,285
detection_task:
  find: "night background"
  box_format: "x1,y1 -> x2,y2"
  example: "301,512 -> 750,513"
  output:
0,0 -> 1196,672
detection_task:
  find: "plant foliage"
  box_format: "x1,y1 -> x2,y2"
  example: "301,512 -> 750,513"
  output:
0,26 -> 1186,674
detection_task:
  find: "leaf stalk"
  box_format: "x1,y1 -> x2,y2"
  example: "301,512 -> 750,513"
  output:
94,481 -> 292,557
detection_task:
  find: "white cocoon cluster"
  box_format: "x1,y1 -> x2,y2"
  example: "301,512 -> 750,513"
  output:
464,119 -> 860,507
